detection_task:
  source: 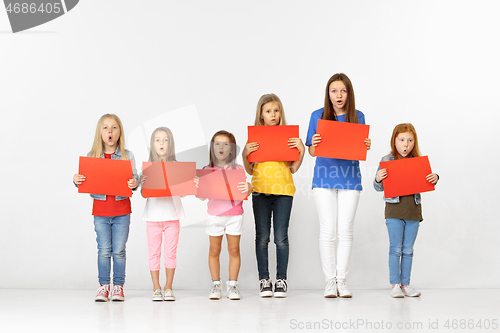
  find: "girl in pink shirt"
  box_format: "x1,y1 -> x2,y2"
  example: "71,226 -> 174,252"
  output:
196,130 -> 252,300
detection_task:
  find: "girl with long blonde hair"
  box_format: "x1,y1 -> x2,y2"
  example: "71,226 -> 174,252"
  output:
243,93 -> 305,298
73,114 -> 138,302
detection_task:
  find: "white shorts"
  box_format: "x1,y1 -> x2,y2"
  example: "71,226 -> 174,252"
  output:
206,214 -> 244,236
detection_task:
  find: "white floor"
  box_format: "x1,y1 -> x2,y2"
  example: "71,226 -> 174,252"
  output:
0,289 -> 498,333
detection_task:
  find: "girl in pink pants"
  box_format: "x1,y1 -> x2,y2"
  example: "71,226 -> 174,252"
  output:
141,127 -> 185,301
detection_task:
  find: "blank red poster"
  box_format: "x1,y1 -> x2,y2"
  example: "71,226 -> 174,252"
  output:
78,157 -> 133,197
247,125 -> 300,163
196,169 -> 247,200
314,120 -> 370,161
142,162 -> 196,197
380,156 -> 435,198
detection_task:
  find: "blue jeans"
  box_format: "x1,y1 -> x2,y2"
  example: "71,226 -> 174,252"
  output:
386,218 -> 420,285
252,192 -> 293,280
94,214 -> 131,285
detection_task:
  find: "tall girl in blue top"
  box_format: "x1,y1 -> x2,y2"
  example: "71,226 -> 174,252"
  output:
306,74 -> 371,298
73,114 -> 138,302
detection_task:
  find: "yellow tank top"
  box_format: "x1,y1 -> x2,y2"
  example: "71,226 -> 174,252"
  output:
251,161 -> 295,196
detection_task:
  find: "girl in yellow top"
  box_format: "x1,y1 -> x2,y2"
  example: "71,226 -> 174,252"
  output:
243,93 -> 305,298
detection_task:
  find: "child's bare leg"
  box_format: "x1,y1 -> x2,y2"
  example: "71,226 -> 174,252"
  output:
150,271 -> 161,291
209,236 -> 223,280
164,268 -> 175,290
227,235 -> 241,281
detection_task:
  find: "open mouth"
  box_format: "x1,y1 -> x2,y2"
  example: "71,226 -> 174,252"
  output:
108,136 -> 112,141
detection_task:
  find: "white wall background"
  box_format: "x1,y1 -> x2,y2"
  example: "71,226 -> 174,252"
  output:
1,0 -> 499,290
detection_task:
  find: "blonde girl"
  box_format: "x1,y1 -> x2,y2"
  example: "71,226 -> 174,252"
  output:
197,130 -> 252,300
243,93 -> 305,298
140,127 -> 185,301
374,123 -> 438,298
306,73 -> 371,298
73,114 -> 138,302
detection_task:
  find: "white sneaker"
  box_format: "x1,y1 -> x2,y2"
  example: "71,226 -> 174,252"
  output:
324,278 -> 337,298
152,289 -> 163,301
259,278 -> 273,298
336,279 -> 352,298
209,280 -> 222,300
163,289 -> 176,301
401,285 -> 421,297
391,284 -> 404,298
226,281 -> 241,300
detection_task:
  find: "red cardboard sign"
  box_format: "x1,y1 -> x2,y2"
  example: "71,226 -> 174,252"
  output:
196,169 -> 247,200
247,125 -> 300,163
314,120 -> 370,161
142,162 -> 196,197
380,156 -> 435,198
78,156 -> 133,197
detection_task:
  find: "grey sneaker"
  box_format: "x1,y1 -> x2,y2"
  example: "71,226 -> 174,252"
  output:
336,279 -> 352,298
152,289 -> 163,301
259,278 -> 273,298
226,281 -> 241,300
402,285 -> 421,297
209,280 -> 222,300
391,284 -> 404,298
324,278 -> 337,298
274,279 -> 287,298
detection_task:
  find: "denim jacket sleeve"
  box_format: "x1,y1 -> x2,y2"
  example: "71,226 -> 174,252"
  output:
373,154 -> 391,192
127,149 -> 139,191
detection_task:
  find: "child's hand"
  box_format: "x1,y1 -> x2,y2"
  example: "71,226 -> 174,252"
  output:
288,138 -> 305,154
365,138 -> 371,150
243,142 -> 259,157
128,178 -> 138,189
194,176 -> 199,188
426,173 -> 438,184
376,169 -> 387,183
73,174 -> 85,185
238,182 -> 253,196
311,134 -> 321,147
139,175 -> 147,185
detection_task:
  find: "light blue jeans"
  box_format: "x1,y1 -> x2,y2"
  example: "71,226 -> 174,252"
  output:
385,218 -> 420,285
94,214 -> 130,285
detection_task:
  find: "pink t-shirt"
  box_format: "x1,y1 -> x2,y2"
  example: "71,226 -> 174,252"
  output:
204,164 -> 245,216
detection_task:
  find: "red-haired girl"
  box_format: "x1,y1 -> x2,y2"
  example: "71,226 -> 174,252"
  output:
374,123 -> 439,298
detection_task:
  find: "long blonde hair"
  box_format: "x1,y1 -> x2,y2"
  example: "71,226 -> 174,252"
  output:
89,114 -> 128,160
148,127 -> 176,162
390,123 -> 422,159
254,93 -> 288,126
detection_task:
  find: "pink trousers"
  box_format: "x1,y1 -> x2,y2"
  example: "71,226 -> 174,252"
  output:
146,220 -> 180,270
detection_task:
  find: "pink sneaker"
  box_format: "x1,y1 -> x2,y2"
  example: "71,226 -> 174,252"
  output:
111,285 -> 125,301
95,285 -> 110,302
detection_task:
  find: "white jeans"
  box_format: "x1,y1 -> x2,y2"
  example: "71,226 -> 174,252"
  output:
313,188 -> 360,281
